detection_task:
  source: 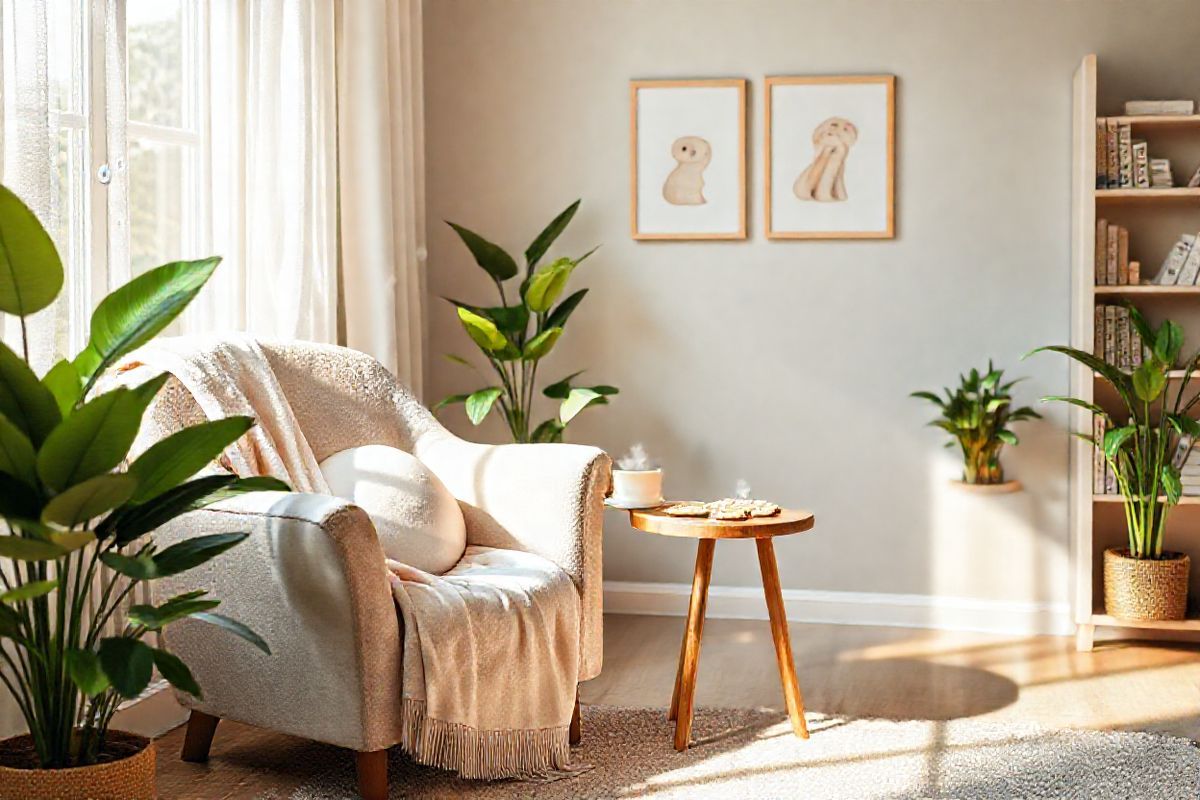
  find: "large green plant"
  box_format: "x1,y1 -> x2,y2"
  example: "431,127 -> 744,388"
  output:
1031,305 -> 1198,560
911,362 -> 1041,484
0,183 -> 283,768
435,200 -> 617,443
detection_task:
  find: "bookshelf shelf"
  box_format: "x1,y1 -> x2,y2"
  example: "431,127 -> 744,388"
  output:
1094,495 -> 1200,504
1093,285 -> 1200,296
1090,612 -> 1200,632
1092,370 -> 1198,380
1095,188 -> 1200,202
1110,114 -> 1200,129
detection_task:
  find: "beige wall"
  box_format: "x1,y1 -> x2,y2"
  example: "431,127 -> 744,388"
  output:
422,0 -> 1200,625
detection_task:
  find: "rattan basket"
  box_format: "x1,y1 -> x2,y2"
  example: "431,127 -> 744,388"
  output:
0,730 -> 155,800
1103,548 -> 1190,621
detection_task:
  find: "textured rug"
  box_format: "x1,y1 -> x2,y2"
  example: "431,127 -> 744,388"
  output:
286,705 -> 1200,799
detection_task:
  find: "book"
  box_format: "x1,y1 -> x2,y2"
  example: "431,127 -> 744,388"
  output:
1116,307 -> 1131,368
1105,455 -> 1118,494
1096,118 -> 1108,189
1095,219 -> 1108,285
1188,165 -> 1200,189
1154,235 -> 1194,284
1118,124 -> 1133,188
1129,260 -> 1141,284
1107,225 -> 1119,285
1131,324 -> 1143,368
1106,120 -> 1120,188
1104,305 -> 1117,364
1093,415 -> 1107,495
1124,99 -> 1196,116
1176,231 -> 1200,285
1150,158 -> 1174,188
1132,140 -> 1150,189
1117,226 -> 1130,285
1094,305 -> 1105,358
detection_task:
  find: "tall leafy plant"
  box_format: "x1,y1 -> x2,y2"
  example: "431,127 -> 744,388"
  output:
0,183 -> 283,768
1030,305 -> 1198,560
436,200 -> 617,443
911,362 -> 1040,484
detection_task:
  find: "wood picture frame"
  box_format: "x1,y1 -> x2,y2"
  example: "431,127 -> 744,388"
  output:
765,75 -> 895,239
630,79 -> 747,240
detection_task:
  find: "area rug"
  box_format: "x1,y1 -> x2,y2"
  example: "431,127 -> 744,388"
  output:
286,705 -> 1200,799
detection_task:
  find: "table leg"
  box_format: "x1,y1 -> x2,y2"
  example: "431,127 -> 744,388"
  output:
674,538 -> 715,751
756,538 -> 809,739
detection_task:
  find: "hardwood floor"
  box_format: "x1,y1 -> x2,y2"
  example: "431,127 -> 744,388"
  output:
154,613 -> 1200,798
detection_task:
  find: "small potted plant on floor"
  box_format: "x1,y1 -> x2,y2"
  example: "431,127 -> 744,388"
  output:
911,361 -> 1040,491
1031,306 -> 1195,620
0,184 -> 280,798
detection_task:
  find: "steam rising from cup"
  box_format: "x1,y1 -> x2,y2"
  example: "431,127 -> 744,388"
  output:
617,443 -> 654,471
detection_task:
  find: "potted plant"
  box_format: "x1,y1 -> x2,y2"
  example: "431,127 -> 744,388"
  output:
435,200 -> 618,443
1031,305 -> 1195,620
0,184 -> 281,799
911,361 -> 1040,491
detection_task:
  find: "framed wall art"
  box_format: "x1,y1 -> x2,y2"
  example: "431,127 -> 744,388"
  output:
765,75 -> 895,239
630,79 -> 747,240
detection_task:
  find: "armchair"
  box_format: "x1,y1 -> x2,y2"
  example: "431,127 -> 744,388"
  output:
131,341 -> 609,798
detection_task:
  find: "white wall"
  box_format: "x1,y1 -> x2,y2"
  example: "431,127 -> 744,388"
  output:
423,0 -> 1200,633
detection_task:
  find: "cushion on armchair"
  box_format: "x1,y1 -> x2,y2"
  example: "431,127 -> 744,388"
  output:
319,444 -> 466,575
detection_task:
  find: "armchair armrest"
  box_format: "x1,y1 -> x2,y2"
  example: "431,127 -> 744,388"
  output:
152,492 -> 402,752
413,429 -> 611,680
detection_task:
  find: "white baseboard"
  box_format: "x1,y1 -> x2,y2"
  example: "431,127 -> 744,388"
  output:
604,581 -> 1073,637
112,680 -> 188,738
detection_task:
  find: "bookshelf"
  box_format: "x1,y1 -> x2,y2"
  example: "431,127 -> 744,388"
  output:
1071,55 -> 1200,651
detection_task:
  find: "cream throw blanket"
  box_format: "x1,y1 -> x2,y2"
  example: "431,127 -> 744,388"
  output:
125,335 -> 581,778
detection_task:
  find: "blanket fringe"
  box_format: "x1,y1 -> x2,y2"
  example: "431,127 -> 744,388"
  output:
400,697 -> 577,780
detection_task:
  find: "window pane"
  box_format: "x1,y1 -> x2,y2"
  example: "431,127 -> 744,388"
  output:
47,0 -> 86,115
128,139 -> 184,275
126,0 -> 184,127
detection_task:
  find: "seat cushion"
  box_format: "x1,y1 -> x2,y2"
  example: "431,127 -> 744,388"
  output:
319,444 -> 466,575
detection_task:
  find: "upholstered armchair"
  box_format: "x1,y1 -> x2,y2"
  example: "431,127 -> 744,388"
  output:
128,341 -> 609,799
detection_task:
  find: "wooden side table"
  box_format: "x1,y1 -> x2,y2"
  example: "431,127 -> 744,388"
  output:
627,506 -> 815,751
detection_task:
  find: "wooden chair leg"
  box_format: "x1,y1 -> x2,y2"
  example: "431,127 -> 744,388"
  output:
356,749 -> 388,800
674,538 -> 716,751
569,691 -> 582,745
180,709 -> 220,763
756,538 -> 809,739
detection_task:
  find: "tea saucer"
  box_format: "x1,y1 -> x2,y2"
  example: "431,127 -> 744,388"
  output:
604,496 -> 665,510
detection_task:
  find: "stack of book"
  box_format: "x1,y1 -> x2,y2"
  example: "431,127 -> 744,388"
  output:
1094,219 -> 1138,285
1171,436 -> 1200,496
1095,118 -> 1174,189
1093,304 -> 1145,369
1152,233 -> 1200,285
1092,415 -> 1117,495
1124,100 -> 1196,116
1096,423 -> 1200,497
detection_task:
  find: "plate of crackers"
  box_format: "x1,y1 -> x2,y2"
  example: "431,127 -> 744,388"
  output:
663,498 -> 781,520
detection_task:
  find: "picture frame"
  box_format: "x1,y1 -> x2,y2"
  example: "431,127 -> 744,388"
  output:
765,75 -> 895,239
630,78 -> 747,240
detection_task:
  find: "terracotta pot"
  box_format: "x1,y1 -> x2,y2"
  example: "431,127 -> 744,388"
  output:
1103,548 -> 1190,621
0,730 -> 155,800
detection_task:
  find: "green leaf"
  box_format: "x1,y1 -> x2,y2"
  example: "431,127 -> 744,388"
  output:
525,200 -> 580,271
524,258 -> 575,313
1026,345 -> 1135,409
910,391 -> 945,406
560,387 -> 604,424
1039,396 -> 1106,418
98,637 -> 154,698
41,359 -> 82,417
530,419 -> 565,443
152,532 -> 248,578
46,530 -> 96,553
152,648 -> 201,698
1126,303 -> 1156,355
192,611 -> 270,655
0,473 -> 39,519
1154,321 -> 1184,366
483,305 -> 529,337
128,597 -> 220,630
0,536 -> 64,561
590,385 -> 619,396
35,387 -> 141,491
0,183 -> 64,316
522,327 -> 562,360
545,288 -> 588,330
443,354 -> 475,369
465,387 -> 503,425
127,416 -> 254,503
99,551 -> 157,579
985,397 -> 1010,413
543,371 -> 584,400
41,474 -> 136,528
0,413 -> 37,486
1169,414 -> 1200,439
195,476 -> 288,508
433,393 -> 471,413
1132,362 -> 1167,403
66,648 -> 109,697
1163,465 -> 1183,505
0,341 -> 61,445
457,307 -> 508,352
995,430 -> 1018,445
446,222 -> 518,281
1103,425 -> 1137,460
0,580 -> 56,603
73,257 -> 220,393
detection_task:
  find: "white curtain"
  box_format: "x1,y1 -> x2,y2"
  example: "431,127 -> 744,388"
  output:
335,0 -> 426,397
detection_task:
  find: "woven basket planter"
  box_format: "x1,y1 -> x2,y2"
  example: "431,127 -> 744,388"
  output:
0,730 -> 155,800
1103,548 -> 1190,621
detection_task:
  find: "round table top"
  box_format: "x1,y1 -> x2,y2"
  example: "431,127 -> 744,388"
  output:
627,505 -> 815,540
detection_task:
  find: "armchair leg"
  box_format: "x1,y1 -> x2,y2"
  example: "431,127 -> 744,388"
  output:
356,749 -> 388,800
569,692 -> 582,745
180,710 -> 220,763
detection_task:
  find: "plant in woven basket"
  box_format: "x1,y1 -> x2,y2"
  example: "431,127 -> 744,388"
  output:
0,183 -> 284,769
435,200 -> 618,443
911,362 -> 1041,485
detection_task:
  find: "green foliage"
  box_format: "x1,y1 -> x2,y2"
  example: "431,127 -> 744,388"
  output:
0,182 -> 281,769
437,201 -> 618,442
1030,305 -> 1200,560
911,361 -> 1040,485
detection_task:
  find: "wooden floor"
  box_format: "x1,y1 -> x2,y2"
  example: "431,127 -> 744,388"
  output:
155,613 -> 1200,798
